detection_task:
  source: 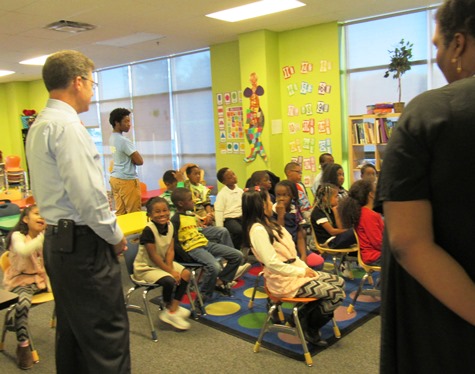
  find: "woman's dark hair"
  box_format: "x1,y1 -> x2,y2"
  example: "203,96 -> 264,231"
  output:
275,180 -> 299,206
338,179 -> 374,228
5,205 -> 37,250
436,0 -> 475,47
145,196 -> 169,216
242,189 -> 282,248
321,163 -> 343,186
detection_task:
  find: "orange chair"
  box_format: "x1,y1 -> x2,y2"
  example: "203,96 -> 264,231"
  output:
5,155 -> 25,186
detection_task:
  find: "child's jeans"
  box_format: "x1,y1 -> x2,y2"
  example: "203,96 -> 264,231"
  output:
188,242 -> 243,298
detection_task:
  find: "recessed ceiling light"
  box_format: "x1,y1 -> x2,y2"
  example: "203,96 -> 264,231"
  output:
206,0 -> 306,22
45,20 -> 96,33
0,70 -> 15,77
19,55 -> 50,66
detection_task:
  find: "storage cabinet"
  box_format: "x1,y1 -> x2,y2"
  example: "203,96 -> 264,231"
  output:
348,113 -> 400,184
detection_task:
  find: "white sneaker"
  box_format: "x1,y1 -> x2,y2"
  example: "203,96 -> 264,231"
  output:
176,306 -> 191,318
159,310 -> 190,330
233,263 -> 252,280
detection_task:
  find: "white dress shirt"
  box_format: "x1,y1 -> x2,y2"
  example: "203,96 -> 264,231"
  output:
26,99 -> 123,245
214,185 -> 243,227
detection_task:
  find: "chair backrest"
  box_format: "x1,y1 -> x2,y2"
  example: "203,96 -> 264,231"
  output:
0,201 -> 21,218
310,224 -> 359,255
140,182 -> 147,193
123,234 -> 141,276
5,155 -> 21,170
0,251 -> 10,272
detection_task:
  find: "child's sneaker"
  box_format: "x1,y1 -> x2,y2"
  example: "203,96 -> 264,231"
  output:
159,310 -> 190,330
176,306 -> 191,318
233,263 -> 252,280
214,283 -> 232,296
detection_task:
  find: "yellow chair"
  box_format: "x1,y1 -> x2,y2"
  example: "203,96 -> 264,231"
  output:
116,211 -> 148,237
346,234 -> 381,314
253,285 -> 341,367
309,226 -> 358,279
0,252 -> 55,363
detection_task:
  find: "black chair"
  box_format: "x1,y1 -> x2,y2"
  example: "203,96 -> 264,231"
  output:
123,234 -> 164,342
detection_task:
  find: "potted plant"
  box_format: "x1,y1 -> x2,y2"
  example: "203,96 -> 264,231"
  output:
384,39 -> 413,113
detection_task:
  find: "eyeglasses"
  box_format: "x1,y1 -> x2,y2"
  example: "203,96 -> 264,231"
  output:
81,76 -> 98,89
290,170 -> 302,174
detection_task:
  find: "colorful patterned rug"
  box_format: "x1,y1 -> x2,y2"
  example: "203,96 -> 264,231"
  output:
182,263 -> 381,361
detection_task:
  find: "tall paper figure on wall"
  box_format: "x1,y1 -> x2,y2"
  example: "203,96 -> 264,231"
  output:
243,72 -> 267,162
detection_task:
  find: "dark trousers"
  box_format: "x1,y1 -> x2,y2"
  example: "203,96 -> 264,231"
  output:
44,227 -> 131,374
224,217 -> 243,249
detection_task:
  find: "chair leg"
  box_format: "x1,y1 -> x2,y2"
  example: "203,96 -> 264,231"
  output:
291,305 -> 313,367
0,305 -> 15,351
50,305 -> 56,328
141,289 -> 158,342
332,317 -> 341,338
248,274 -> 262,309
27,327 -> 39,363
253,304 -> 276,353
347,273 -> 369,314
190,268 -> 206,316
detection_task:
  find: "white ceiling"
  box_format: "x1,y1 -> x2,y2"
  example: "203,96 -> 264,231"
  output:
0,0 -> 440,83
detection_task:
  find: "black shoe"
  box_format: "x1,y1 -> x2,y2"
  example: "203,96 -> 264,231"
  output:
304,330 -> 328,348
214,283 -> 232,296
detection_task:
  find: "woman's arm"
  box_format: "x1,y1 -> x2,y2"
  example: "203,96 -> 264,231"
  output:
11,232 -> 43,256
320,221 -> 347,236
384,200 -> 475,325
332,206 -> 344,229
296,226 -> 307,262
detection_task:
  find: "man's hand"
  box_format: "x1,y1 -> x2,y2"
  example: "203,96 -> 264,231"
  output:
113,237 -> 128,256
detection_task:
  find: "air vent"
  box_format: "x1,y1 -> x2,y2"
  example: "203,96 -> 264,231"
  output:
45,20 -> 96,33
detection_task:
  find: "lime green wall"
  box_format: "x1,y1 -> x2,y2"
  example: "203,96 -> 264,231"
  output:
210,22 -> 342,188
0,80 -> 47,169
278,22 -> 342,187
210,41 -> 248,191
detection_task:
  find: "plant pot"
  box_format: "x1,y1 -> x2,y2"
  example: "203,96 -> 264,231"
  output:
393,102 -> 405,113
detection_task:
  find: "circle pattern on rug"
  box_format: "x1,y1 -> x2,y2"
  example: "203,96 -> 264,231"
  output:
243,287 -> 267,299
205,301 -> 241,316
248,266 -> 263,276
232,279 -> 245,289
334,305 -> 357,321
278,332 -> 301,344
238,312 -> 267,329
348,290 -> 381,303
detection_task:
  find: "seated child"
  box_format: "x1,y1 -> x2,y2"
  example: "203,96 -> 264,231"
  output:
160,169 -> 185,216
311,183 -> 356,249
184,164 -> 213,225
284,162 -> 313,221
273,181 -> 324,270
135,197 -> 191,330
242,188 -> 346,347
171,188 -> 243,301
214,167 -> 243,249
360,163 -> 378,184
321,163 -> 348,201
339,179 -> 383,266
3,205 -> 48,370
248,170 -> 275,202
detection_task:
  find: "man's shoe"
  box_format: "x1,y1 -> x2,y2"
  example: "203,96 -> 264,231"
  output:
16,345 -> 33,370
159,310 -> 190,330
233,263 -> 252,280
304,330 -> 328,347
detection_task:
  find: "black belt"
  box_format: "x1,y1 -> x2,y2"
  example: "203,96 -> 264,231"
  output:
46,225 -> 92,236
284,258 -> 296,264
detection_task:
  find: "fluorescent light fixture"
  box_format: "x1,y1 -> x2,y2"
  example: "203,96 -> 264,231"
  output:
206,0 -> 306,22
96,33 -> 165,47
20,55 -> 50,66
0,70 -> 15,77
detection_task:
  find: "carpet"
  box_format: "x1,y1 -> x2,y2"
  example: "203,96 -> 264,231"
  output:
182,263 -> 381,361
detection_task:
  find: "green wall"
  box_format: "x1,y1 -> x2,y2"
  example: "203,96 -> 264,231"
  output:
0,80 -> 47,169
210,22 -> 343,190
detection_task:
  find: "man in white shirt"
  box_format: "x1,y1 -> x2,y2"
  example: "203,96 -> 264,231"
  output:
109,108 -> 143,215
26,50 -> 130,374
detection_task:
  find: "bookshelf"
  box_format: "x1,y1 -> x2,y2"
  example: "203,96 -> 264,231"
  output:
348,113 -> 400,184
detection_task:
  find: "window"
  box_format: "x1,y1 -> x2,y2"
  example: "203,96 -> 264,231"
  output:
79,49 -> 216,191
344,8 -> 445,115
